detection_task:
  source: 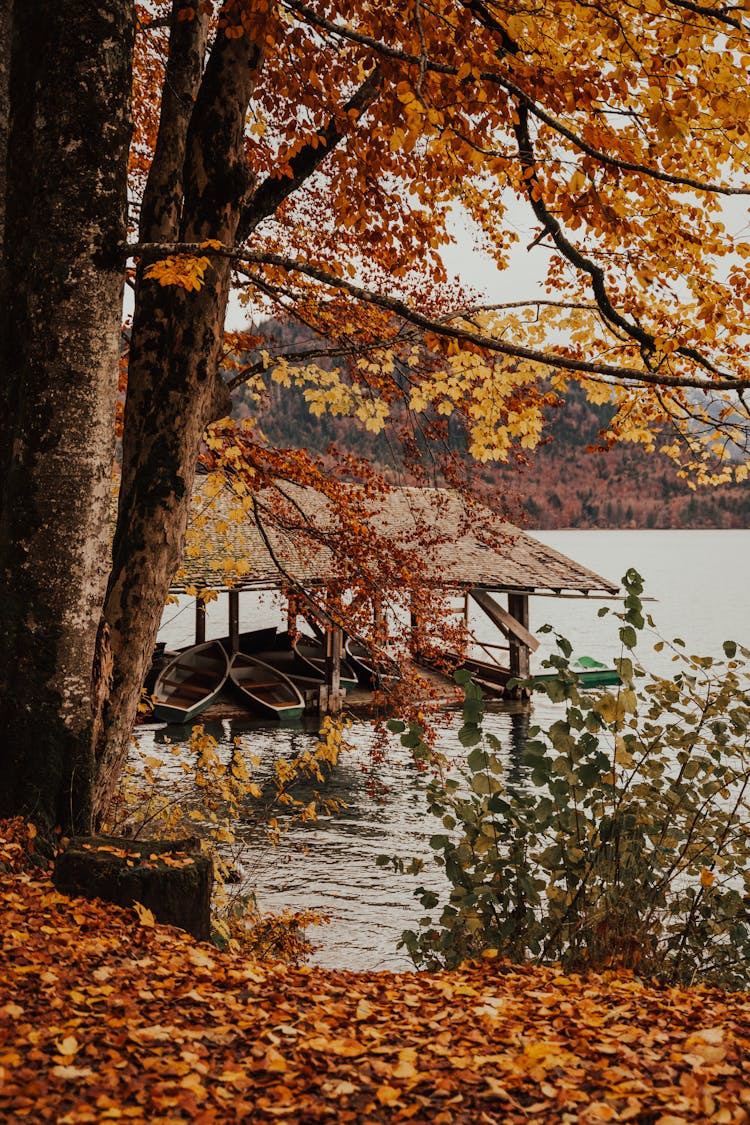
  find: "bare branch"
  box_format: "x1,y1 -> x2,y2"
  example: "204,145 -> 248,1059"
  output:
665,0 -> 746,29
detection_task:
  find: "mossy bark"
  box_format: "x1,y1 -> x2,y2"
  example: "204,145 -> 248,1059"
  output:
93,10 -> 270,821
0,1 -> 134,834
54,835 -> 213,941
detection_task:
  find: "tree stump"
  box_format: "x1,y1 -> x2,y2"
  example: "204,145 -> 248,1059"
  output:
53,835 -> 213,941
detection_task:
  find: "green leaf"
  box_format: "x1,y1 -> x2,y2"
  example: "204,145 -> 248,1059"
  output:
619,625 -> 637,649
458,724 -> 482,747
467,746 -> 488,772
471,771 -> 496,795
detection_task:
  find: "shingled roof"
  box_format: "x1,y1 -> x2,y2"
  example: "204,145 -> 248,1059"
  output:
175,482 -> 619,597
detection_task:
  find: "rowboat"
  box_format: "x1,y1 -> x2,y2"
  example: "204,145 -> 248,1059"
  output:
415,650 -> 510,697
152,640 -> 230,723
228,652 -> 305,720
345,637 -> 400,687
534,656 -> 620,688
292,634 -> 359,693
449,651 -> 511,695
176,626 -> 278,655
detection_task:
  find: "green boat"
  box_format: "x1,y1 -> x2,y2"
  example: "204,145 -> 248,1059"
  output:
534,655 -> 621,688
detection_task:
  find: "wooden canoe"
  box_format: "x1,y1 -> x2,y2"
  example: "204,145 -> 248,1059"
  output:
176,626 -> 278,655
428,651 -> 511,696
152,640 -> 230,723
228,652 -> 305,720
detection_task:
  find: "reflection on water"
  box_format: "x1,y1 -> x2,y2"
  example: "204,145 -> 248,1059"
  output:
136,701 -> 547,973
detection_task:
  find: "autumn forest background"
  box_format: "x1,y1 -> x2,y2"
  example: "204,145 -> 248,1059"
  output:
244,320 -> 750,529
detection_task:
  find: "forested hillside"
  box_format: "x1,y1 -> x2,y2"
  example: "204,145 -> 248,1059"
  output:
234,320 -> 750,530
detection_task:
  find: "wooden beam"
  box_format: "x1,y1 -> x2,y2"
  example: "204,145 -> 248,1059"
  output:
508,592 -> 531,679
320,626 -> 343,714
195,597 -> 206,645
228,589 -> 240,654
470,589 -> 539,653
286,588 -> 297,634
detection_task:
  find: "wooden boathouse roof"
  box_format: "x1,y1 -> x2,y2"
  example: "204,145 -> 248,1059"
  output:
176,481 -> 618,598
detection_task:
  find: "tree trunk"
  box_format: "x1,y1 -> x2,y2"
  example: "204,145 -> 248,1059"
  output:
0,0 -> 14,483
54,835 -> 213,941
0,1 -> 134,835
93,9 -> 269,820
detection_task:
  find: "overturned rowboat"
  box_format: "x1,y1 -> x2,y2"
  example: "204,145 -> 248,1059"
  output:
534,655 -> 620,688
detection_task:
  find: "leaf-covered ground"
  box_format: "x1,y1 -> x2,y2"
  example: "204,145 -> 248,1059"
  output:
2,820 -> 749,1124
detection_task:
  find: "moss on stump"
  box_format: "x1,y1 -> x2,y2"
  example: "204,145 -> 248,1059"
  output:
53,835 -> 212,941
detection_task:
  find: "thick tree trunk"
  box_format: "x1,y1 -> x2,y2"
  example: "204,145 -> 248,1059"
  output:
0,0 -> 14,482
93,9 -> 268,820
0,1 -> 134,834
0,0 -> 10,248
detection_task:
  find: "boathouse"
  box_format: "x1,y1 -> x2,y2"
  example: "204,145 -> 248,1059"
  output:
169,481 -> 619,712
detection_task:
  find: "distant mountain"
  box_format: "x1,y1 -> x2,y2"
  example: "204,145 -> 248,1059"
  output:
476,384 -> 750,529
234,320 -> 749,530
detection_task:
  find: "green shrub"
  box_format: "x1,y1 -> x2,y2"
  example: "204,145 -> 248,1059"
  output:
384,569 -> 750,989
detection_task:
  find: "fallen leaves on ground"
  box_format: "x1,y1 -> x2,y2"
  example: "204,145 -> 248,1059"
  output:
1,819 -> 749,1124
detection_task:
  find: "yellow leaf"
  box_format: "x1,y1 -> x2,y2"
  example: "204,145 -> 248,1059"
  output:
56,1035 -> 79,1058
377,1084 -> 401,1105
262,1046 -> 288,1072
700,867 -> 715,888
684,1027 -> 726,1064
132,901 -> 155,928
52,1064 -> 94,1079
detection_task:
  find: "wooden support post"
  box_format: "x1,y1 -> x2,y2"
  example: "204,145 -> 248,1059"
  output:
373,591 -> 384,631
332,626 -> 342,699
286,589 -> 297,635
409,592 -> 421,657
195,596 -> 206,644
320,626 -> 343,714
507,592 -> 531,680
228,589 -> 240,654
463,590 -> 470,645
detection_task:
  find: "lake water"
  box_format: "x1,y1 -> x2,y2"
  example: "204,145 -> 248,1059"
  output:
145,529 -> 750,971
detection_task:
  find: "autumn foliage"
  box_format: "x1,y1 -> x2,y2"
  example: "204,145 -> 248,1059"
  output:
3,817 -> 750,1124
133,0 -> 750,482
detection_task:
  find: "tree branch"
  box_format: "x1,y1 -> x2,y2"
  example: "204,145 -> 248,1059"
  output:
126,240 -> 750,391
281,0 -> 750,197
665,0 -> 745,29
512,104 -> 729,379
239,67 -> 383,241
138,0 -> 209,242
